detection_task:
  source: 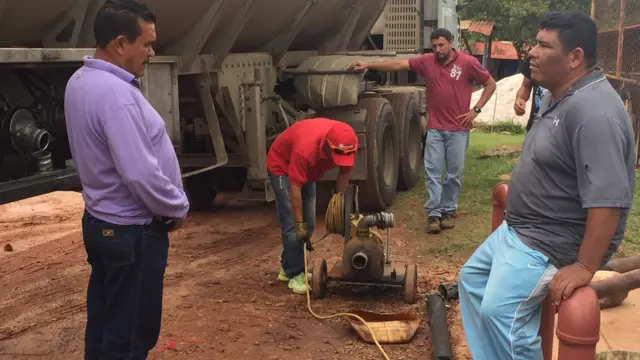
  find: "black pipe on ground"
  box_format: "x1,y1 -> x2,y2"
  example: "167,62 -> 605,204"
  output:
426,293 -> 452,360
437,281 -> 458,301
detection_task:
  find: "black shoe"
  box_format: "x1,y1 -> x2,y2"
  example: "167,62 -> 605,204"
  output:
427,216 -> 441,234
441,213 -> 455,229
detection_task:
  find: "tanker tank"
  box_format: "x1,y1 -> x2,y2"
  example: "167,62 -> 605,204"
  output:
0,0 -> 387,55
0,0 -> 434,215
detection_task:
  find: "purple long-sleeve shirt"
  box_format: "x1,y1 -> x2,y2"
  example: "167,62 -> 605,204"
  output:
64,56 -> 189,225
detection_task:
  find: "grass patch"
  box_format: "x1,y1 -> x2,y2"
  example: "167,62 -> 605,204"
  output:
617,171 -> 640,256
391,132 -> 525,258
391,131 -> 640,260
473,120 -> 526,135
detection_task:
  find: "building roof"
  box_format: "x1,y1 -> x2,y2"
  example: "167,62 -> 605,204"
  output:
460,20 -> 495,36
466,41 -> 519,60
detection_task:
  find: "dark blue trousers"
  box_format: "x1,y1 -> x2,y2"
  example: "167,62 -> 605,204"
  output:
82,211 -> 170,360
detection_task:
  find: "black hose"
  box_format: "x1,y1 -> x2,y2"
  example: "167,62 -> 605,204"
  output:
437,281 -> 458,301
426,293 -> 452,360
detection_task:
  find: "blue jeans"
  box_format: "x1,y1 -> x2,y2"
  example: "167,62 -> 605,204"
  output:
458,221 -> 558,360
268,172 -> 316,278
82,211 -> 170,360
423,129 -> 470,217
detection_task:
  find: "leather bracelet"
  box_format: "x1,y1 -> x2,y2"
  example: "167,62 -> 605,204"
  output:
576,261 -> 595,274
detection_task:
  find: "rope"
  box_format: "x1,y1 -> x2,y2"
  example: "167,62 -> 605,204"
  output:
302,192 -> 390,360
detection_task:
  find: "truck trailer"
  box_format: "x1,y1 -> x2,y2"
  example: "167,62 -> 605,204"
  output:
0,0 -> 459,213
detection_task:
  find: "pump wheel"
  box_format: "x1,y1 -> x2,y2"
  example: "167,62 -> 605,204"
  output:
382,92 -> 422,191
356,97 -> 400,212
404,264 -> 418,304
311,258 -> 328,299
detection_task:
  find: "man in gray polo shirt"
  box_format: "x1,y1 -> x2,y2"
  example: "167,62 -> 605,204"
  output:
458,11 -> 635,360
64,0 -> 189,358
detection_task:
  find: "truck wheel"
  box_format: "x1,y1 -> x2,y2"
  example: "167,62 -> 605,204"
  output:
184,170 -> 218,211
356,97 -> 399,212
382,92 -> 422,191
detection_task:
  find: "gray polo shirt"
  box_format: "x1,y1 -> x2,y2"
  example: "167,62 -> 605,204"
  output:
505,68 -> 636,269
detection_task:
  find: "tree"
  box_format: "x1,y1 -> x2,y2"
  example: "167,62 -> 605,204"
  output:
458,0 -> 592,59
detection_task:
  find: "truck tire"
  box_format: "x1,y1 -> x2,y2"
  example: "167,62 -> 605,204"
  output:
184,170 -> 218,211
382,92 -> 422,191
356,97 -> 399,212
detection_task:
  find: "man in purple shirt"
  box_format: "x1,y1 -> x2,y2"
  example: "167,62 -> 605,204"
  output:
64,0 -> 189,358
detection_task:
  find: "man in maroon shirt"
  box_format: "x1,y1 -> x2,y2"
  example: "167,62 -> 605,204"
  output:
350,28 -> 496,234
267,118 -> 358,294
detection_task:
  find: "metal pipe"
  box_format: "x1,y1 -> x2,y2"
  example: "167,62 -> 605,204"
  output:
281,68 -> 364,75
357,212 -> 394,230
331,50 -> 397,57
32,150 -> 53,173
602,255 -> 640,273
591,268 -> 640,299
352,252 -> 368,270
385,227 -> 391,265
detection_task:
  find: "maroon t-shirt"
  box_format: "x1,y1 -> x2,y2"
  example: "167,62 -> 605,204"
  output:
409,50 -> 491,132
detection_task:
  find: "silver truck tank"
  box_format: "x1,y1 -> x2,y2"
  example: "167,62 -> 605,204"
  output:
0,0 -> 388,54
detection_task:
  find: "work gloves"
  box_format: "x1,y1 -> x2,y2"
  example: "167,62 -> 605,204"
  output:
295,221 -> 314,251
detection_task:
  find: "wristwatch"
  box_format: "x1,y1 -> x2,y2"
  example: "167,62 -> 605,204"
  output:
473,106 -> 482,113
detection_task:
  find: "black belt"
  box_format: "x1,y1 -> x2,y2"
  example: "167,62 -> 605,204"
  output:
150,217 -> 175,233
84,210 -> 172,233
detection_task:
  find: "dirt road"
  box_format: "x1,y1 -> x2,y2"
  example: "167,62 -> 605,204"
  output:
0,191 -> 469,360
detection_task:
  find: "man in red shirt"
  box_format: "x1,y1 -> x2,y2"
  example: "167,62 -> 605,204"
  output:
267,118 -> 358,294
350,28 -> 496,234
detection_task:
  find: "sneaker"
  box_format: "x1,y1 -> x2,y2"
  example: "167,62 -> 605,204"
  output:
441,213 -> 455,229
278,267 -> 289,282
427,216 -> 441,234
288,273 -> 310,294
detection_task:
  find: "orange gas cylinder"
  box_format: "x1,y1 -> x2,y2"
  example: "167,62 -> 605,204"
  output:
556,286 -> 600,360
491,182 -> 509,231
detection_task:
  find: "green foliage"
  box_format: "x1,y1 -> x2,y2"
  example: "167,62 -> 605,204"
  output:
458,0 -> 592,45
475,121 -> 526,134
391,132 -> 640,258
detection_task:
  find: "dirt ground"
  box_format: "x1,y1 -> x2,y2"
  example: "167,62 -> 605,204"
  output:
0,191 -> 470,360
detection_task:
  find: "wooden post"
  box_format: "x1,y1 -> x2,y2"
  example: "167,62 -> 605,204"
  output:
628,97 -> 640,168
615,0 -> 626,78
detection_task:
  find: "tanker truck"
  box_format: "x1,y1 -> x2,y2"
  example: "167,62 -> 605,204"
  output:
0,0 -> 459,212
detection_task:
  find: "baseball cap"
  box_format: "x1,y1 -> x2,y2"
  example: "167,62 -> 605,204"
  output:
325,122 -> 358,167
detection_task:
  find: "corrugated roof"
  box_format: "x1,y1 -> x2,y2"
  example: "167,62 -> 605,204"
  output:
460,20 -> 495,36
467,41 -> 518,60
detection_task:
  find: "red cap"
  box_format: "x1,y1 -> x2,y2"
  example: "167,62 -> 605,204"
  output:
325,122 -> 358,167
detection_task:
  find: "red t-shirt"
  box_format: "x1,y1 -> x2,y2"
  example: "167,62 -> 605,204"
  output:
408,50 -> 491,131
266,118 -> 352,187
